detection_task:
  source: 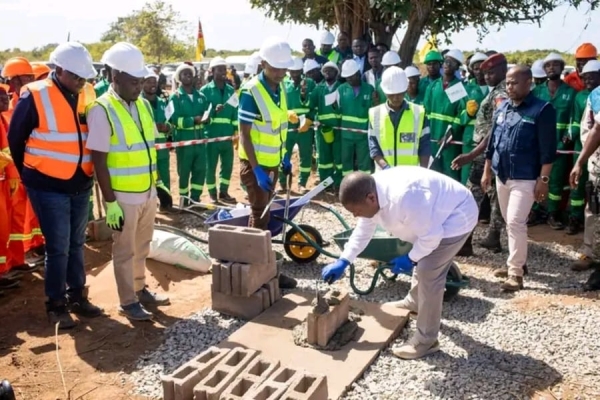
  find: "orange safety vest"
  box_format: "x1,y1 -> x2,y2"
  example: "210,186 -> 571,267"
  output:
23,79 -> 94,180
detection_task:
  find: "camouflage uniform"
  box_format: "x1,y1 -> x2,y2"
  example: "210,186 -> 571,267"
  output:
467,80 -> 508,239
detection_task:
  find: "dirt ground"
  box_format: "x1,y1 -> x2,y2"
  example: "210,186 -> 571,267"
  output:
0,151 -> 592,400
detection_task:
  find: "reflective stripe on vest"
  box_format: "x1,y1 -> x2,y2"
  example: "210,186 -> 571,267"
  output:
238,77 -> 288,168
94,93 -> 157,193
23,79 -> 94,179
369,102 -> 425,167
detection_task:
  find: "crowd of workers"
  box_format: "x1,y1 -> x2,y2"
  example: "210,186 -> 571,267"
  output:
0,29 -> 600,337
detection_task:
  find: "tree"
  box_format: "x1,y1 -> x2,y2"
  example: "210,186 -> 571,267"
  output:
249,0 -> 599,67
100,0 -> 191,63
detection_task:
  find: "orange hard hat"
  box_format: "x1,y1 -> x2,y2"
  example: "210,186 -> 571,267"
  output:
32,63 -> 51,79
1,57 -> 34,79
575,43 -> 598,59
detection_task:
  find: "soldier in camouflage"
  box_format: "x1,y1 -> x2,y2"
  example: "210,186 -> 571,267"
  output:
570,89 -> 600,291
452,54 -> 508,262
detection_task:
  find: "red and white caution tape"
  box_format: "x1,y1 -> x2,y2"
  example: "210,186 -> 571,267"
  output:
155,136 -> 236,150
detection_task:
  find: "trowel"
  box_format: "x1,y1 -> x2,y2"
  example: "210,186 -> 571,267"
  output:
259,171 -> 277,219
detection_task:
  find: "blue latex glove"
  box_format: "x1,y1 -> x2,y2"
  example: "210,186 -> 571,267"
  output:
383,164 -> 391,170
253,166 -> 273,192
281,153 -> 292,175
321,258 -> 350,283
390,254 -> 416,274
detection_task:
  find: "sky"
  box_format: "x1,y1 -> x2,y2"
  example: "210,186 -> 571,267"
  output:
0,0 -> 599,54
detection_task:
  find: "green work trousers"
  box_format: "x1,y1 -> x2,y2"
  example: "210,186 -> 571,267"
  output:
156,136 -> 171,190
431,140 -> 461,182
569,145 -> 587,220
315,128 -> 342,187
548,153 -> 568,213
175,130 -> 206,201
341,133 -> 372,176
206,140 -> 234,196
279,129 -> 314,187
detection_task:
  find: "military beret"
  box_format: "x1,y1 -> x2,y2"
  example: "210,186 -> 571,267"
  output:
480,53 -> 507,71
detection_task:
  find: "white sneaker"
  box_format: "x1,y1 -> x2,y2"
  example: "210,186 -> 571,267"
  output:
392,337 -> 440,360
385,299 -> 417,318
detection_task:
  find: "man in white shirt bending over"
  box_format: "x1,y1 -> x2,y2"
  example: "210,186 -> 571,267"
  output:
322,167 -> 478,359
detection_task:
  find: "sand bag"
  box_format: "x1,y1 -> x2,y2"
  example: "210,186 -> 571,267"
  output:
149,230 -> 211,273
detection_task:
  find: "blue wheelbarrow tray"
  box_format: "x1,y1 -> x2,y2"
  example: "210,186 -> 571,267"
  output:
204,198 -> 305,238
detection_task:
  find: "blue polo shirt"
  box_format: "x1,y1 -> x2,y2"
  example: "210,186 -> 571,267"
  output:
238,72 -> 281,126
485,92 -> 557,184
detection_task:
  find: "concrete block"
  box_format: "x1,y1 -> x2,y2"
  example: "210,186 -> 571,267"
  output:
261,277 -> 278,305
220,357 -> 280,400
280,373 -> 328,400
260,287 -> 271,310
306,290 -> 350,347
211,285 -> 265,320
220,262 -> 232,295
87,218 -> 113,241
211,263 -> 221,293
193,347 -> 258,400
208,224 -> 272,264
247,365 -> 300,399
235,252 -> 278,297
160,346 -> 229,400
230,262 -> 242,296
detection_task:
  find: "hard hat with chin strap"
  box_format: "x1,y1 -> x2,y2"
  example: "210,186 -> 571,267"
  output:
101,42 -> 147,78
259,37 -> 294,69
382,51 -> 401,66
49,42 -> 97,80
380,66 -> 408,95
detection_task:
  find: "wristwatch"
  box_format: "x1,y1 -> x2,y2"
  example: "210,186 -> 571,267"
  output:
539,176 -> 549,184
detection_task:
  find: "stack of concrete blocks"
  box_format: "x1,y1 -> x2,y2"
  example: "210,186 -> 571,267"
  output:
307,290 -> 350,347
208,224 -> 280,320
161,346 -> 328,400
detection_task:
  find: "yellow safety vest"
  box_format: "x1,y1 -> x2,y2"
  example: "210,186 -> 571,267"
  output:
368,101 -> 425,167
93,93 -> 158,193
238,76 -> 288,168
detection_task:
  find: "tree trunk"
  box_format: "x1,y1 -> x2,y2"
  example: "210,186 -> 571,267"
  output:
398,0 -> 433,68
334,0 -> 369,40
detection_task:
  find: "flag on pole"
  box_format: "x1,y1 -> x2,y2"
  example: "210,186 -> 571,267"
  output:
419,35 -> 438,63
195,19 -> 205,61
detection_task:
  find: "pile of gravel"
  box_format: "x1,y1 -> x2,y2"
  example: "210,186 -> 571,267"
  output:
129,202 -> 600,399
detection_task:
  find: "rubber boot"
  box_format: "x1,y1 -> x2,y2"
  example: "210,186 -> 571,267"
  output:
566,216 -> 582,235
456,234 -> 473,257
477,229 -> 502,253
547,212 -> 565,230
0,380 -> 15,400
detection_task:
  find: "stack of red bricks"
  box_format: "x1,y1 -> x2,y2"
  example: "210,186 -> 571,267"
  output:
161,346 -> 328,400
208,225 -> 280,320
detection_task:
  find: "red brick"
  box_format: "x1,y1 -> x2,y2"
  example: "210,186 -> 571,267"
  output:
235,251 -> 278,297
208,225 -> 272,264
280,373 -> 328,400
219,262 -> 232,295
193,348 -> 258,400
160,347 -> 229,400
211,285 -> 265,320
306,290 -> 350,347
211,263 -> 221,293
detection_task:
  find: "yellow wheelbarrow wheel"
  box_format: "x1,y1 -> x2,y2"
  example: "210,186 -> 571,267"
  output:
283,224 -> 323,263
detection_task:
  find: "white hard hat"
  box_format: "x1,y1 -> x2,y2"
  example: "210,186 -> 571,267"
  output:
49,42 -> 97,80
320,31 -> 335,46
404,66 -> 421,78
445,49 -> 464,64
531,60 -> 546,78
209,57 -> 227,69
341,59 -> 360,78
101,42 -> 147,78
303,59 -> 320,74
259,37 -> 294,69
321,61 -> 339,74
382,51 -> 401,66
249,51 -> 262,64
173,63 -> 195,83
582,60 -> 600,74
380,66 -> 408,95
244,63 -> 258,75
144,67 -> 158,80
544,52 -> 564,65
289,57 -> 304,71
469,52 -> 488,66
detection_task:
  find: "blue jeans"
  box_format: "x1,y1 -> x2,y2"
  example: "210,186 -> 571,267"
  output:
26,187 -> 91,301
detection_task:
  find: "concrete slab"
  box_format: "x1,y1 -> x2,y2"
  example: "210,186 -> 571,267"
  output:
217,292 -> 410,400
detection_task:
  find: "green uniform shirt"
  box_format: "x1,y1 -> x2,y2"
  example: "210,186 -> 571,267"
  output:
144,95 -> 167,124
94,78 -> 109,98
571,89 -> 590,144
533,81 -> 576,149
423,77 -> 471,141
406,83 -> 426,106
337,81 -> 374,138
309,80 -> 341,128
200,81 -> 238,138
167,86 -> 210,135
284,78 -> 316,130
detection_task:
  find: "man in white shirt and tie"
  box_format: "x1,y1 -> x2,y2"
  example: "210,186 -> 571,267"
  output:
321,167 -> 478,359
